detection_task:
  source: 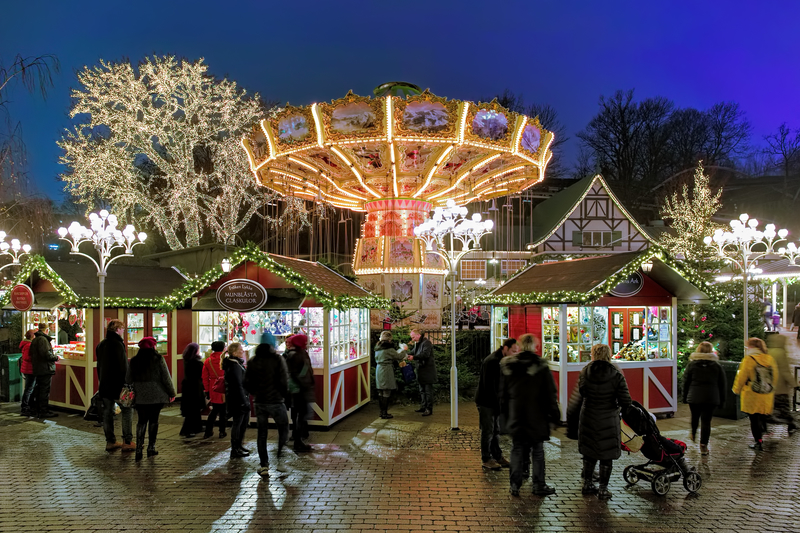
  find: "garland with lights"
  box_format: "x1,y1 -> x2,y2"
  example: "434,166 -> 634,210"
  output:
1,243 -> 390,312
476,247 -> 722,306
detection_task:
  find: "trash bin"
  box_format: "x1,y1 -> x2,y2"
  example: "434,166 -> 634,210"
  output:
1,353 -> 23,403
715,360 -> 746,420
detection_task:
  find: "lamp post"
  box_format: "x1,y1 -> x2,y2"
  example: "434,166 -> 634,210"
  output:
414,199 -> 493,430
0,232 -> 33,272
703,214 -> 798,351
57,210 -> 147,326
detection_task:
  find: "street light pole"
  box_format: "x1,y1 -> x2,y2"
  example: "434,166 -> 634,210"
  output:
414,200 -> 493,430
0,232 -> 33,272
58,210 -> 147,329
703,213 -> 798,351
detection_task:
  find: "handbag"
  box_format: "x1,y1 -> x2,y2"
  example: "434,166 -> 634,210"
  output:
401,363 -> 416,384
211,363 -> 226,394
119,384 -> 135,408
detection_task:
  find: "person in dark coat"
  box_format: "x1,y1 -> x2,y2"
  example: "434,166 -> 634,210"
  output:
793,303 -> 800,340
180,342 -> 205,438
475,338 -> 516,470
682,341 -> 727,455
202,341 -> 228,438
567,344 -> 632,500
97,319 -> 134,452
284,334 -> 315,452
19,329 -> 37,416
244,332 -> 290,478
126,337 -> 176,461
374,330 -> 407,419
223,342 -> 251,459
500,334 -> 559,497
29,323 -> 59,418
408,327 -> 436,416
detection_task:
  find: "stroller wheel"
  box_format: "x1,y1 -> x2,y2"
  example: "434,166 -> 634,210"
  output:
623,466 -> 638,485
651,472 -> 671,496
683,471 -> 702,493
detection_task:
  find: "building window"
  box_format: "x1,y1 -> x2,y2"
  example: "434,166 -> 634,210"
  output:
571,231 -> 622,248
460,259 -> 486,280
501,259 -> 527,276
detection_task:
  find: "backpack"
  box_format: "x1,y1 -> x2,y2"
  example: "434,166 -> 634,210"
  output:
748,356 -> 774,394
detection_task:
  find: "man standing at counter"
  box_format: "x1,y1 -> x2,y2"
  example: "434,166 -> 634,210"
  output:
97,319 -> 135,452
30,323 -> 58,418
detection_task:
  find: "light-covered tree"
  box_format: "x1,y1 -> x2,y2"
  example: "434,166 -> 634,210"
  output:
659,161 -> 722,260
59,56 -> 276,250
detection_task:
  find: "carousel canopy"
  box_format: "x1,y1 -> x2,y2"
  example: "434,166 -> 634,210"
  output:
242,83 -> 555,211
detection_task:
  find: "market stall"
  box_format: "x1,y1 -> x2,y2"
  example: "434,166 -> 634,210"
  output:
3,258 -> 187,411
481,251 -> 713,419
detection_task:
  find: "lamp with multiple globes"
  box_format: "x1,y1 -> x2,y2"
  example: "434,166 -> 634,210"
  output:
413,199 -> 493,430
57,210 -> 147,321
0,231 -> 33,271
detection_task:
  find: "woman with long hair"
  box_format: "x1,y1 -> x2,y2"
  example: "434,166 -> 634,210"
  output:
223,342 -> 251,458
180,342 -> 205,438
374,330 -> 407,419
733,337 -> 779,451
126,337 -> 176,461
202,341 -> 228,438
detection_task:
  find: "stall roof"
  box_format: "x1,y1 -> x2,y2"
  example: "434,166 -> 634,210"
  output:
479,250 -> 713,305
268,255 -> 371,299
2,292 -> 64,311
47,262 -> 187,299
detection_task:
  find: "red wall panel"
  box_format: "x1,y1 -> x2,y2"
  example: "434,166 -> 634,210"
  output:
51,364 -> 67,403
622,367 -> 644,404
648,366 -> 673,408
344,365 -> 359,411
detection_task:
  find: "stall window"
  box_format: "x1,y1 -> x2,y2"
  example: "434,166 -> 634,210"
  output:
152,313 -> 169,356
126,312 -> 145,358
329,308 -> 369,368
543,306 -> 610,363
609,306 -> 673,360
542,307 -> 560,361
197,311 -> 228,355
493,307 -> 509,349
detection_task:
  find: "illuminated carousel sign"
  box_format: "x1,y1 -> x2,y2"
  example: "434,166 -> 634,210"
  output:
216,279 -> 268,313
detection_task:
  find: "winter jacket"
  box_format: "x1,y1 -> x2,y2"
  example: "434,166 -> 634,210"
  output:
181,358 -> 205,416
793,305 -> 800,327
202,351 -> 225,404
125,348 -> 175,405
732,348 -> 780,415
767,335 -> 797,396
499,351 -> 559,442
374,341 -> 405,391
411,335 -> 437,385
97,331 -> 128,400
475,348 -> 504,411
244,343 -> 289,404
682,352 -> 727,405
284,347 -> 316,403
223,355 -> 249,413
20,340 -> 33,375
30,332 -> 57,376
567,360 -> 632,461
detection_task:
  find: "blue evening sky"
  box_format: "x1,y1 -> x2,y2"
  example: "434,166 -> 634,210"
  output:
2,0 -> 799,202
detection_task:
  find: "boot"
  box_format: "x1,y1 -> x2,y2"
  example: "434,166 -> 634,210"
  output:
597,464 -> 613,500
581,458 -> 598,495
147,435 -> 158,457
135,424 -> 146,462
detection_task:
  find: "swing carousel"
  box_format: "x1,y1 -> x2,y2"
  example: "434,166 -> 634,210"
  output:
242,82 -> 555,326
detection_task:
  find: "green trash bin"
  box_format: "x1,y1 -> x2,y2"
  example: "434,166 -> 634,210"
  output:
715,360 -> 746,420
1,353 -> 23,403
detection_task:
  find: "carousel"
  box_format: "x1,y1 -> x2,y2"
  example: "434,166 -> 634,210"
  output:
242,82 -> 555,325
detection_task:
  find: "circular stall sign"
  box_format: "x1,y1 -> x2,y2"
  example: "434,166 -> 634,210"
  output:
10,284 -> 35,312
216,279 -> 268,313
609,272 -> 644,298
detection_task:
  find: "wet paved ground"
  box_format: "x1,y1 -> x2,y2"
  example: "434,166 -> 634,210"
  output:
3,330 -> 800,532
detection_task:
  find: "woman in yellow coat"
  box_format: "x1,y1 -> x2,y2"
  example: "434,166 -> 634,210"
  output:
732,337 -> 780,451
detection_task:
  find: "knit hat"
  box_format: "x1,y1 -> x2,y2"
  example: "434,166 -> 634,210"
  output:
138,336 -> 157,350
288,334 -> 308,351
261,331 -> 277,347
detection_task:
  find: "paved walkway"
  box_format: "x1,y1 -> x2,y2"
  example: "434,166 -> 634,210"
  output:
2,331 -> 800,532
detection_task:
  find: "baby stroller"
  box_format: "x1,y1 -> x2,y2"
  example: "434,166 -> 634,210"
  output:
620,401 -> 702,496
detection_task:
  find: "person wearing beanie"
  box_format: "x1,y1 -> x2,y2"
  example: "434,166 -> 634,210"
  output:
126,336 -> 176,461
179,343 -> 205,438
245,335 -> 290,478
202,340 -> 229,439
284,334 -> 315,452
97,320 -> 133,451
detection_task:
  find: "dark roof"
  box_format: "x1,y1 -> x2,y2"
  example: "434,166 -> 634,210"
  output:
268,255 -> 371,298
531,175 -> 596,245
47,261 -> 187,298
494,252 -> 640,296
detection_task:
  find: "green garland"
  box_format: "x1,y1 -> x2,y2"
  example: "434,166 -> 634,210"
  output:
476,247 -> 722,306
1,243 -> 389,312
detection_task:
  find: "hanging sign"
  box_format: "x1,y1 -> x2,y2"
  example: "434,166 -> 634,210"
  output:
10,284 -> 35,312
609,272 -> 644,298
216,279 -> 268,313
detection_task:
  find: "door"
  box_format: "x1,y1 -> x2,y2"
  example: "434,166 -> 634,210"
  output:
608,307 -> 645,357
125,310 -> 170,358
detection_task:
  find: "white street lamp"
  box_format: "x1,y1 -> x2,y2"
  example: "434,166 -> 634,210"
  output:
703,213 -> 798,351
0,232 -> 33,271
414,199 -> 493,430
57,210 -> 147,325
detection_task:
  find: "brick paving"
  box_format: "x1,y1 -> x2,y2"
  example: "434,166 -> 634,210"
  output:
2,331 -> 800,532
